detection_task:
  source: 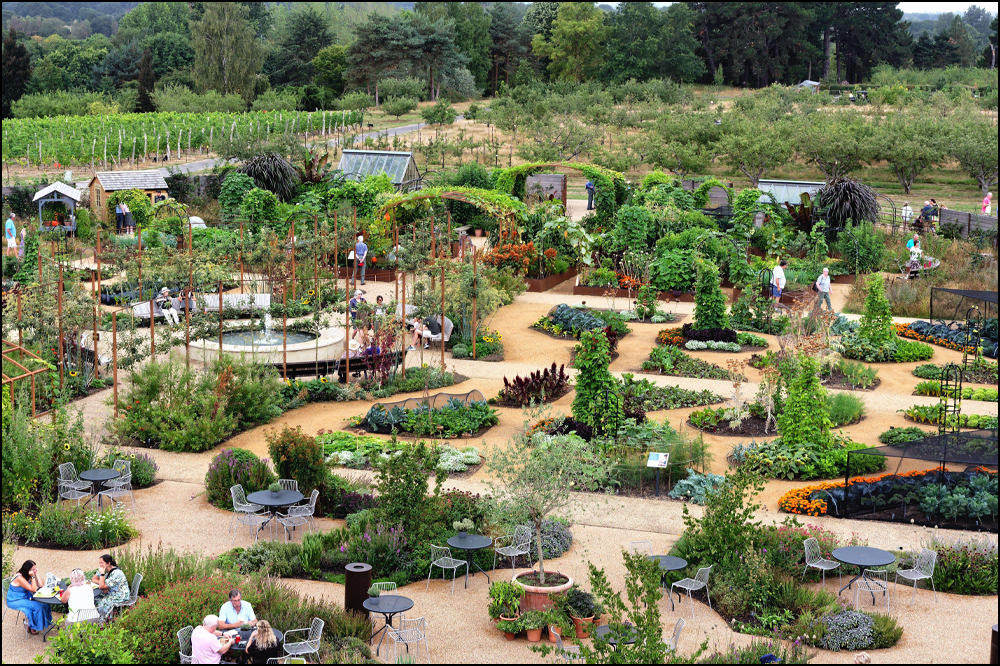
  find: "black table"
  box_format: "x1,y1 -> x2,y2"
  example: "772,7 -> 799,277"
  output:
832,547 -> 896,601
648,556 -> 688,611
226,627 -> 283,653
33,579 -> 106,642
363,595 -> 414,656
594,624 -> 637,650
447,534 -> 492,588
246,490 -> 305,540
78,469 -> 121,508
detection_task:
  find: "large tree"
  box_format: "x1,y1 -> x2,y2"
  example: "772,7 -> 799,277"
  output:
602,2 -> 663,83
793,111 -> 871,180
312,44 -> 347,97
531,1 -> 606,83
409,13 -> 465,101
719,115 -> 793,187
869,112 -> 944,195
947,16 -> 978,68
2,27 -> 32,118
488,2 -> 527,94
832,2 -> 909,84
659,3 -> 707,83
346,13 -> 418,106
136,47 -> 155,113
190,2 -> 265,104
951,117 -> 998,197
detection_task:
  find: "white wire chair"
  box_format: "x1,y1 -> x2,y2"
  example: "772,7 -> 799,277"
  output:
2,577 -> 25,629
277,489 -> 320,541
803,537 -> 841,588
65,608 -> 101,627
115,573 -> 143,615
671,566 -> 712,620
59,480 -> 91,505
895,548 -> 937,604
493,525 -> 532,573
230,485 -> 268,543
855,569 -> 889,613
104,460 -> 131,488
58,463 -> 91,492
177,625 -> 193,665
278,479 -> 299,493
555,633 -> 582,663
98,473 -> 136,512
629,541 -> 654,556
387,616 -> 430,664
667,617 -> 685,651
427,546 -> 467,595
283,617 -> 324,661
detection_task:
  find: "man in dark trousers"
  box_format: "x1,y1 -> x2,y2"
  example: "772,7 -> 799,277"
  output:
585,180 -> 596,210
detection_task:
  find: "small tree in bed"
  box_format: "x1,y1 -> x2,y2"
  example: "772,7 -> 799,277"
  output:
486,427 -> 612,585
693,259 -> 730,331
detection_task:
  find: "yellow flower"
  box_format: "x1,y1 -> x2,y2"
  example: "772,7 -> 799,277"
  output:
301,299 -> 310,305
69,371 -> 78,378
64,443 -> 71,451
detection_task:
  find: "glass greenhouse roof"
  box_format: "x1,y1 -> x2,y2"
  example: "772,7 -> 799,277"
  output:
338,150 -> 416,185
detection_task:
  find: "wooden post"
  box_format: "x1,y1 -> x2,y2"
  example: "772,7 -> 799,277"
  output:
441,264 -> 446,371
218,281 -> 224,355
96,228 -> 102,309
394,221 -> 399,305
352,209 -> 357,290
290,220 -> 296,299
430,216 -> 436,260
345,276 -> 351,383
334,211 -> 340,293
17,292 -> 23,348
112,312 -> 118,418
314,215 -> 319,303
401,270 -> 407,380
149,293 -> 156,357
138,226 -> 143,300
92,304 -> 100,378
447,210 -> 452,256
472,249 -> 477,360
240,221 -> 245,293
283,283 -> 288,381
57,266 -> 64,390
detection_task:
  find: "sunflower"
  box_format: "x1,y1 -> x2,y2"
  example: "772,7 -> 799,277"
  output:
308,290 -> 316,296
301,299 -> 310,305
69,371 -> 78,378
64,443 -> 71,451
130,453 -> 136,459
320,377 -> 328,384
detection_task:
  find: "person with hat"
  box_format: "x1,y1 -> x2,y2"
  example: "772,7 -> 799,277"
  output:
353,235 -> 368,287
155,287 -> 181,327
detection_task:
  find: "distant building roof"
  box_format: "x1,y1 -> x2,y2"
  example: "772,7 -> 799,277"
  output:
33,181 -> 82,203
88,171 -> 168,192
337,150 -> 419,188
758,179 -> 825,206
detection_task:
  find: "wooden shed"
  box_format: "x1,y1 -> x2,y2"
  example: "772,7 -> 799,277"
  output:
525,173 -> 567,205
87,171 -> 169,222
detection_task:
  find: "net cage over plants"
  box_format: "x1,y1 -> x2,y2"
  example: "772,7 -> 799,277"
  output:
926,288 -> 999,358
371,390 -> 486,413
836,429 -> 999,531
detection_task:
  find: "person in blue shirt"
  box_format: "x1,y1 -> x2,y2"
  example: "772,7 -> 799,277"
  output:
353,235 -> 368,286
218,589 -> 257,630
906,233 -> 920,251
115,203 -> 124,233
5,213 -> 18,258
585,180 -> 596,210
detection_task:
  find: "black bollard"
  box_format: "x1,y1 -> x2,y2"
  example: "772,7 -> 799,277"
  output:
991,624 -> 998,665
345,563 -> 373,620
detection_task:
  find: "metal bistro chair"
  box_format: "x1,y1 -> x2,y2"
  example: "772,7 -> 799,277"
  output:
278,479 -> 299,494
855,569 -> 890,613
283,617 -> 324,661
65,609 -> 101,628
387,616 -> 430,664
803,537 -> 841,588
895,548 -> 937,604
266,659 -> 307,665
671,566 -> 713,620
104,460 -> 132,488
115,573 -> 143,616
427,545 -> 467,595
493,525 -> 532,574
59,479 -> 91,505
98,473 -> 136,513
177,625 -> 194,665
667,617 -> 685,652
555,633 -> 582,663
58,462 -> 92,504
629,541 -> 654,556
369,582 -> 398,639
277,489 -> 320,541
3,577 -> 27,631
230,485 -> 268,543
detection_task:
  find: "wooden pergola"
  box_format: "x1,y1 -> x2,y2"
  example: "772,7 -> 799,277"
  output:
2,340 -> 49,417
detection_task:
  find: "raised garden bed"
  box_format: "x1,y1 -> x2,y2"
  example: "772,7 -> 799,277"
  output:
525,267 -> 577,293
640,345 -> 736,380
687,410 -> 774,438
913,362 -> 998,386
820,368 -> 882,392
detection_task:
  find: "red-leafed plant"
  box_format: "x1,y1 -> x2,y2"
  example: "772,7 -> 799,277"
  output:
496,363 -> 571,407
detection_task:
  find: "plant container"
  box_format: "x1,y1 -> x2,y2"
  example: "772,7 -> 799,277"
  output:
526,627 -> 543,643
571,615 -> 594,639
548,625 -> 563,644
513,571 -> 574,612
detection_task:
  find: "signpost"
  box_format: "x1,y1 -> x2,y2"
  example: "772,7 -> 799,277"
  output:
647,453 -> 669,497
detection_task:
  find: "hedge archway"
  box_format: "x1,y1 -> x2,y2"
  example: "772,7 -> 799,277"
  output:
493,162 -> 627,222
377,186 -> 527,238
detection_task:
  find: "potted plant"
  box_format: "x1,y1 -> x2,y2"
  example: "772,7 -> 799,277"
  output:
488,581 -> 523,625
544,607 -> 573,644
268,482 -> 282,498
565,587 -> 598,639
496,616 -> 522,641
453,518 -> 475,539
367,584 -> 381,599
520,610 -> 546,643
239,623 -> 254,633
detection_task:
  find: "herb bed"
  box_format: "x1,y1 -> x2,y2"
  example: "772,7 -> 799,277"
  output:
821,368 -> 882,392
686,414 -> 775,438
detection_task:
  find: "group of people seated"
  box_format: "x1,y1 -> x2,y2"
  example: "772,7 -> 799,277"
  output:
5,555 -> 130,635
191,589 -> 282,664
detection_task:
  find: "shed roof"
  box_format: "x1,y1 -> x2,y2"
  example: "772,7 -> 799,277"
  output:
337,150 -> 416,185
758,179 -> 825,206
32,181 -> 81,203
88,171 -> 168,192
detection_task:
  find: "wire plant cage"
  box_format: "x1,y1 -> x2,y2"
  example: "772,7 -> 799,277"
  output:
839,429 -> 999,532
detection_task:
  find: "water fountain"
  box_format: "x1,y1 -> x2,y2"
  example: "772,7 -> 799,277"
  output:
188,314 -> 346,364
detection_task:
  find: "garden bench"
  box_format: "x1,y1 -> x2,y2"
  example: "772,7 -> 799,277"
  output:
273,350 -> 405,382
130,295 -> 197,320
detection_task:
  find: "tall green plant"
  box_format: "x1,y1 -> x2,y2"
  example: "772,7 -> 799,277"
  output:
777,356 -> 832,448
693,260 -> 729,331
372,440 -> 445,537
678,466 -> 764,567
857,274 -> 894,345
572,330 -> 618,427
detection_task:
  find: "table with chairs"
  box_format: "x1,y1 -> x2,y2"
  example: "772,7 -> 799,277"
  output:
446,534 -> 493,588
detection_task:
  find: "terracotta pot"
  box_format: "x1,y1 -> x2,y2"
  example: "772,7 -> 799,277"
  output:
526,627 -> 543,643
513,571 -> 574,613
548,625 -> 562,644
571,615 -> 594,639
475,229 -> 483,237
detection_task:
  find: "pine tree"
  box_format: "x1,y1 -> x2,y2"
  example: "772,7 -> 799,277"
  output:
137,48 -> 156,113
2,27 -> 32,119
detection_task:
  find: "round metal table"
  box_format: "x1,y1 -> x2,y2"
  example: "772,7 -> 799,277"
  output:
647,556 -> 687,611
226,627 -> 284,653
363,595 -> 414,656
447,534 -> 493,588
78,469 -> 121,508
832,547 -> 896,600
33,580 -> 106,642
246,490 -> 305,540
594,624 -> 637,650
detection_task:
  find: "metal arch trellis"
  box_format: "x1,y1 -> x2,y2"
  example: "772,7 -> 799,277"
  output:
963,306 -> 984,369
875,194 -> 899,235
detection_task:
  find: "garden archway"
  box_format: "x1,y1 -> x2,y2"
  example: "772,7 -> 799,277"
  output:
377,186 -> 527,240
494,162 -> 627,221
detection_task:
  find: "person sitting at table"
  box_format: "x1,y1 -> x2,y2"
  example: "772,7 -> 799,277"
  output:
59,568 -> 96,624
218,589 -> 257,631
192,614 -> 235,665
93,554 -> 129,618
6,560 -> 52,635
245,620 -> 282,665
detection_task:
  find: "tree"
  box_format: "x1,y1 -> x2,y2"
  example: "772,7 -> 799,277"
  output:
117,1 -> 190,38
93,40 -> 142,88
409,13 -> 465,101
346,12 -> 417,106
382,96 -> 417,120
718,117 -> 793,187
832,3 -> 909,84
531,1 -> 605,83
693,260 -> 729,331
659,3 -> 707,83
602,2 -> 663,83
136,47 -> 155,113
420,100 -> 458,140
144,32 -> 194,80
951,117 -> 999,197
2,27 -> 32,118
487,93 -> 526,167
870,112 -> 943,195
486,429 -> 612,586
948,16 -> 978,68
793,111 -> 871,180
912,32 -> 936,69
571,330 -> 619,429
191,2 -> 265,105
488,2 -> 527,93
311,44 -> 347,97
267,4 -> 332,87
447,3 -> 492,91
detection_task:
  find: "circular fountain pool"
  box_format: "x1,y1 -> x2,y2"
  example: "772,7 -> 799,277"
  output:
219,330 -> 318,347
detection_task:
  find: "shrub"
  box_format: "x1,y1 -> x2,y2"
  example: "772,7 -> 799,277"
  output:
903,536 -> 997,596
669,469 -> 725,505
205,448 -> 275,509
40,621 -> 138,664
495,363 -> 570,407
267,426 -> 326,492
857,275 -> 894,345
239,187 -> 280,222
642,345 -> 733,380
878,426 -> 930,446
778,357 -> 831,448
693,260 -> 729,331
113,542 -> 217,598
825,393 -> 866,427
522,518 -> 574,561
868,611 -> 903,649
894,339 -> 934,362
29,503 -> 137,550
817,610 -> 875,652
572,330 -> 620,429
219,172 -> 256,221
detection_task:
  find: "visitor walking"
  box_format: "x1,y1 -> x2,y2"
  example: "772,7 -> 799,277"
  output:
155,288 -> 181,327
929,199 -> 940,231
900,201 -> 913,228
115,202 -> 124,234
771,259 -> 787,303
585,180 -> 596,210
121,202 -> 134,234
5,213 -> 17,258
19,225 -> 28,259
983,192 -> 993,216
353,235 -> 368,287
815,267 -> 833,311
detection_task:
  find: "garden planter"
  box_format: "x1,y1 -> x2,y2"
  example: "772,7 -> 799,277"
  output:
335,266 -> 396,281
573,285 -> 633,299
779,289 -> 809,305
270,491 -> 280,499
749,247 -> 766,258
475,229 -> 483,237
458,531 -> 468,539
548,625 -> 562,644
571,615 -> 594,639
513,571 -> 574,612
729,287 -> 743,304
526,627 -> 543,643
525,267 -> 577,293
833,273 -> 857,285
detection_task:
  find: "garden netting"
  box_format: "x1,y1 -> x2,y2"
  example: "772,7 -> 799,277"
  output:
372,390 -> 486,412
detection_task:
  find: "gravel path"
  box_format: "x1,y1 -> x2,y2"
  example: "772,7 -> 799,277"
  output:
4,277 -> 997,665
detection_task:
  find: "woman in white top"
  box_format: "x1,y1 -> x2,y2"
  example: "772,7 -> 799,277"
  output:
59,568 -> 96,623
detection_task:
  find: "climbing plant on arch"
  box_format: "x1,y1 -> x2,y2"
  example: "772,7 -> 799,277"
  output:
493,162 -> 627,222
377,186 -> 528,239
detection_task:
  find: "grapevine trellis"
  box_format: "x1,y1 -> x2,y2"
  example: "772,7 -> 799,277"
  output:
2,109 -> 365,170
